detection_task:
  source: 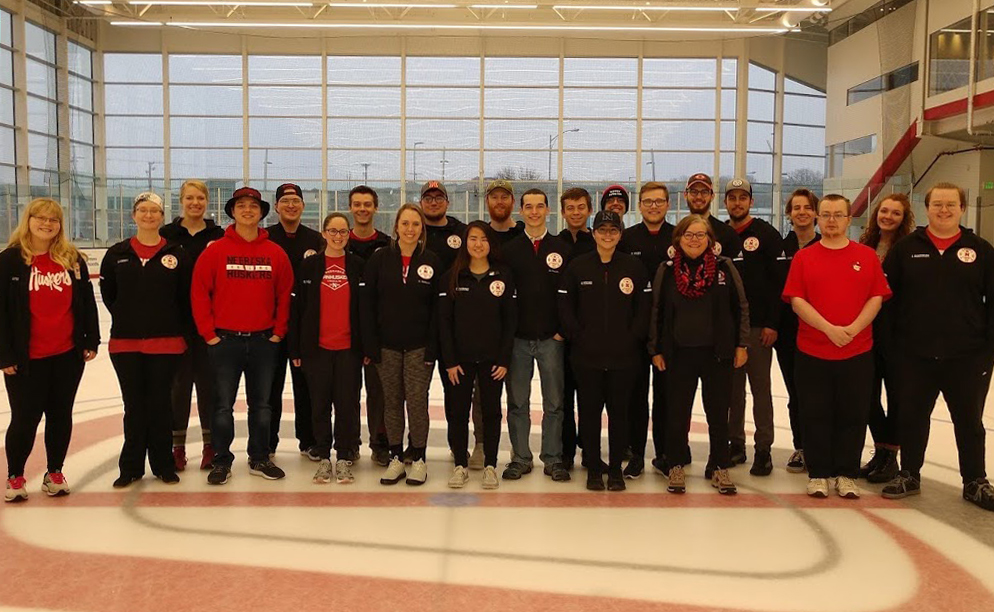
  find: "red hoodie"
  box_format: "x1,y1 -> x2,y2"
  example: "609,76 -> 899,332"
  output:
191,225 -> 293,341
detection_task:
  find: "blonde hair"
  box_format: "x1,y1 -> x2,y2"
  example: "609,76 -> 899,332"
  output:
391,203 -> 428,254
7,198 -> 81,270
180,180 -> 209,200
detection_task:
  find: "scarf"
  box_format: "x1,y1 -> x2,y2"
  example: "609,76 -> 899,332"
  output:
672,248 -> 717,299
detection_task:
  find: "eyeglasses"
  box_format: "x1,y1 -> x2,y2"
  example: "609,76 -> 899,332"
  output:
928,202 -> 961,211
681,231 -> 708,241
686,189 -> 712,197
594,227 -> 620,237
279,197 -> 303,206
640,198 -> 669,208
324,228 -> 350,237
421,196 -> 448,204
31,215 -> 61,225
135,207 -> 162,216
818,213 -> 850,221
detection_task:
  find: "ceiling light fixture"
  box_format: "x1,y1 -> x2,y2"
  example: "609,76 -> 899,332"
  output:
129,1 -> 314,5
470,4 -> 539,8
551,4 -> 739,11
754,6 -> 831,12
110,20 -> 165,24
164,21 -> 792,31
326,2 -> 458,6
74,1 -> 113,5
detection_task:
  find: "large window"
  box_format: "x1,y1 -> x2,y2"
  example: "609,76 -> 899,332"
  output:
747,62 -> 777,218
25,22 -> 59,201
68,41 -> 95,241
929,16 -> 972,96
0,8 -> 15,234
782,77 -> 826,222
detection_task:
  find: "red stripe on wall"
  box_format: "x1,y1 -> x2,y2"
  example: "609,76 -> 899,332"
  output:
851,120 -> 921,217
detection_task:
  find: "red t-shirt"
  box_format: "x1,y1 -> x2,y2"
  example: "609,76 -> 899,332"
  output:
927,228 -> 962,254
131,236 -> 166,265
782,241 -> 892,360
319,256 -> 351,351
28,252 -> 75,360
733,218 -> 755,235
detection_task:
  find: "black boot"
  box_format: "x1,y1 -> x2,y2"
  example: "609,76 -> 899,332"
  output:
867,448 -> 900,484
859,447 -> 887,480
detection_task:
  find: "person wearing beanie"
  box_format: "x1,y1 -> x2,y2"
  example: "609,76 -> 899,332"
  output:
191,186 -> 294,486
600,185 -> 630,216
101,192 -> 191,488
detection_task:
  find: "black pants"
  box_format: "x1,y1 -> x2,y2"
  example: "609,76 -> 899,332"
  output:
898,351 -> 991,484
775,338 -> 802,450
796,350 -> 874,479
170,335 -> 214,447
301,349 -> 361,460
665,347 -> 732,469
867,345 -> 900,448
269,338 -> 314,453
445,361 -> 503,468
4,350 -> 85,477
111,352 -> 182,477
362,363 -> 388,452
575,365 -> 636,472
629,354 -> 668,460
562,344 -> 580,462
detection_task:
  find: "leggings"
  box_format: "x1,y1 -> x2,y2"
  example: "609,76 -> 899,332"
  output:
377,347 -> 432,460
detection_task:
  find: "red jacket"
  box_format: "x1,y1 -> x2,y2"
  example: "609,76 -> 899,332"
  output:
191,225 -> 293,341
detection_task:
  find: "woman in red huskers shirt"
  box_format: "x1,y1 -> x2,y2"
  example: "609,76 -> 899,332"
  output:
783,194 -> 891,501
100,192 -> 192,489
0,198 -> 100,502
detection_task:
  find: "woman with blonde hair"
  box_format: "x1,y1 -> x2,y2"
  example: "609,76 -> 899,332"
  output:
1,198 -> 99,502
362,203 -> 441,486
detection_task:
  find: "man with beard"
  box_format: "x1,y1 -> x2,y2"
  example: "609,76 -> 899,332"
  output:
684,173 -> 742,259
486,179 -> 525,245
723,178 -> 783,475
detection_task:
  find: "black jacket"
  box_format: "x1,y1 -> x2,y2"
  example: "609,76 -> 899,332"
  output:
619,221 -> 675,282
0,247 -> 100,370
361,246 -> 441,363
557,250 -> 651,370
776,230 -> 820,343
266,222 -> 325,275
648,256 -> 750,362
438,265 -> 517,367
727,217 -> 784,330
491,220 -> 525,247
559,229 -> 595,259
426,216 -> 467,272
159,217 -> 224,262
100,239 -> 193,339
347,230 -> 390,262
708,214 -> 743,260
288,251 -> 365,360
502,231 -> 571,340
884,226 -> 994,359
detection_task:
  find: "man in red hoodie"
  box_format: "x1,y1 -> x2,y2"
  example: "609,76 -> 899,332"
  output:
191,187 -> 294,485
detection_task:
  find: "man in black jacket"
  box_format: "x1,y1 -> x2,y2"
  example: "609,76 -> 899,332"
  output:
503,189 -> 572,483
882,182 -> 994,511
619,181 -> 675,479
559,210 -> 651,492
485,179 -> 525,245
266,183 -> 325,459
684,173 -> 743,259
724,178 -> 783,476
422,181 -> 466,272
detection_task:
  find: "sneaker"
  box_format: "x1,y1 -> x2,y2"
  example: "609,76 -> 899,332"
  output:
836,476 -> 861,499
113,474 -> 142,489
406,459 -> 428,486
544,462 -> 571,482
402,446 -> 415,465
501,461 -> 532,480
786,450 -> 806,474
963,478 -> 994,511
711,468 -> 737,495
371,448 -> 391,467
301,447 -> 322,462
172,446 -> 188,472
200,444 -> 215,470
41,472 -> 71,497
313,460 -> 334,484
651,457 -> 670,477
586,470 -> 605,491
207,465 -> 231,486
882,471 -> 921,499
606,467 -> 626,492
468,443 -> 485,471
482,466 -> 500,490
729,445 -> 747,466
807,477 -> 829,498
249,460 -> 286,480
157,472 -> 180,485
380,457 -> 407,485
335,460 -> 355,484
448,465 -> 469,489
623,456 -> 644,480
750,450 -> 773,476
667,466 -> 686,493
867,449 -> 900,484
5,476 -> 27,502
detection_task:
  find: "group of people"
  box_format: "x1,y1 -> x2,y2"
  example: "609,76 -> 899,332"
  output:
2,173 -> 991,511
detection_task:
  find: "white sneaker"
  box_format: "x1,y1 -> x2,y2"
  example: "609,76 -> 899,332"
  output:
482,466 -> 500,490
41,472 -> 70,497
836,476 -> 861,499
313,460 -> 333,484
406,459 -> 428,486
336,460 -> 354,484
380,457 -> 407,485
5,476 -> 27,502
807,477 -> 829,498
468,443 -> 485,470
448,465 -> 469,489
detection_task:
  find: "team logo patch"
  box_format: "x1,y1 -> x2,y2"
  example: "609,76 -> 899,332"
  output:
743,237 -> 760,252
161,255 -> 178,270
490,280 -> 506,297
958,247 -> 977,263
619,277 -> 634,295
713,243 -> 722,256
417,265 -> 434,280
447,235 -> 462,249
718,271 -> 726,284
303,249 -> 317,259
667,245 -> 676,259
853,262 -> 861,272
546,252 -> 563,270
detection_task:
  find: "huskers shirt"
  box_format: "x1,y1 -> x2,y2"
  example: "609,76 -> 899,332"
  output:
28,252 -> 75,359
319,255 -> 351,351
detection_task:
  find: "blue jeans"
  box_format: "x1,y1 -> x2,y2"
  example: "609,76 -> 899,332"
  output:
208,331 -> 280,467
505,337 -> 565,465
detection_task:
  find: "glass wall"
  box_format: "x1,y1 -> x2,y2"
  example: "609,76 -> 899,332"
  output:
68,41 -> 95,241
929,16 -> 973,96
0,8 -> 15,236
25,22 -> 59,201
782,77 -> 826,230
746,62 -> 777,218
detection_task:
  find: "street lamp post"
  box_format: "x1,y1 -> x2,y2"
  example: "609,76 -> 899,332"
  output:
413,141 -> 424,183
360,162 -> 371,183
548,128 -> 580,181
440,147 -> 449,182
